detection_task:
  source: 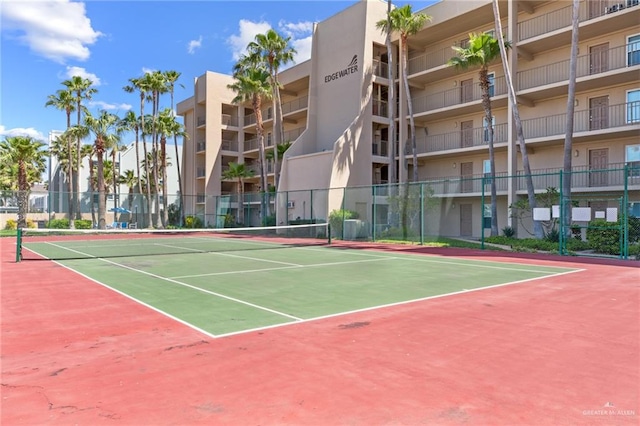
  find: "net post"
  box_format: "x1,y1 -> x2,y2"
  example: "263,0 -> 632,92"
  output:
16,227 -> 22,262
328,223 -> 332,244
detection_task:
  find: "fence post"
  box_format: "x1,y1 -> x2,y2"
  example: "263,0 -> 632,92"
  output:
15,227 -> 22,262
341,187 -> 346,240
559,170 -> 565,256
420,183 -> 425,245
623,164 -> 629,260
372,185 -> 377,242
481,176 -> 485,250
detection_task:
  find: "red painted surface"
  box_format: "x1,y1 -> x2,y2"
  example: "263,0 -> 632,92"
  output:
2,238 -> 638,425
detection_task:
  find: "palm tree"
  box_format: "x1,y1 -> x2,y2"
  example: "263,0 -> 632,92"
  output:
124,76 -> 153,228
222,162 -> 255,225
157,108 -> 186,227
228,58 -> 273,223
119,169 -> 137,216
265,140 -> 292,180
378,5 -> 430,183
48,131 -> 75,218
108,141 -> 128,222
376,0 -> 397,187
83,110 -> 122,229
63,76 -> 97,220
0,136 -> 47,228
119,110 -> 143,217
449,32 -> 505,237
80,143 -> 97,225
163,70 -> 185,225
45,89 -> 76,220
562,0 -> 581,243
490,0 -> 542,239
247,29 -> 296,188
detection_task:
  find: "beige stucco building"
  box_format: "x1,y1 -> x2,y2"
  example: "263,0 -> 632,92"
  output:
177,0 -> 640,236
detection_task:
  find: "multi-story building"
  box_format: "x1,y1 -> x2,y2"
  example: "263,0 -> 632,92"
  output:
177,0 -> 640,236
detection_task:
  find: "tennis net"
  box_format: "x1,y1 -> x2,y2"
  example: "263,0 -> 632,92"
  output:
16,223 -> 330,262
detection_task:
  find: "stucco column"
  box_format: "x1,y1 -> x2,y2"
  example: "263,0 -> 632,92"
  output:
397,37 -> 408,184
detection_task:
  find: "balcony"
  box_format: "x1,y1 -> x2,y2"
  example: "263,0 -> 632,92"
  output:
522,101 -> 639,141
517,0 -> 640,54
516,163 -> 638,191
196,141 -> 206,153
281,96 -> 308,115
414,123 -> 508,155
373,99 -> 388,118
373,139 -> 388,157
284,127 -> 305,142
196,194 -> 205,204
372,59 -> 389,79
197,116 -> 206,127
221,114 -> 238,127
196,168 -> 206,178
221,139 -> 238,151
412,76 -> 507,117
244,136 -> 274,152
518,43 -> 639,95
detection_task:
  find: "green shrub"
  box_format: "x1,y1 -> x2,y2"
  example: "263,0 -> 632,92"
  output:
502,226 -> 515,238
328,209 -> 359,239
545,229 -> 560,243
47,219 -> 70,229
586,219 -> 621,255
75,219 -> 92,229
485,235 -> 514,246
4,219 -> 16,230
263,214 -> 276,227
184,215 -> 203,229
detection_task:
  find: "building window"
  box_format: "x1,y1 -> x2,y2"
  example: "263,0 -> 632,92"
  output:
483,116 -> 495,143
626,144 -> 640,177
627,89 -> 640,123
627,34 -> 640,66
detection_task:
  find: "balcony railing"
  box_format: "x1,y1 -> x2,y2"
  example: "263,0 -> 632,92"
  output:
221,139 -> 238,151
196,194 -> 205,203
221,114 -> 238,127
373,59 -> 389,78
196,168 -> 206,178
522,101 -> 639,140
197,116 -> 206,127
518,43 -> 638,91
248,162 -> 274,174
515,162 -> 636,190
373,140 -> 388,156
244,136 -> 274,152
281,96 -> 308,115
284,127 -> 305,142
196,141 -> 206,152
415,123 -> 508,155
412,76 -> 507,114
373,99 -> 388,117
518,0 -> 640,41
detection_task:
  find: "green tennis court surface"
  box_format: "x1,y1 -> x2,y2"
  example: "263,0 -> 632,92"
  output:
23,234 -> 580,337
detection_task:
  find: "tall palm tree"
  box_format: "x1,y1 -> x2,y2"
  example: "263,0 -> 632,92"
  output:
490,0 -> 542,239
108,141 -> 128,222
378,5 -> 430,183
63,76 -> 97,220
48,132 -> 75,218
0,136 -> 47,228
228,58 -> 273,223
119,169 -> 138,216
124,77 -> 153,228
80,143 -> 97,225
376,0 -> 397,187
163,70 -> 185,224
562,0 -> 581,242
83,110 -> 122,229
119,110 -> 143,214
157,108 -> 186,227
45,89 -> 76,220
222,162 -> 255,225
449,32 -> 505,236
247,29 -> 296,188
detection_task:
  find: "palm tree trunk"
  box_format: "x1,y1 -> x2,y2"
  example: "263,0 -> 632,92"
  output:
75,99 -> 82,221
112,150 -> 118,222
65,113 -> 75,228
563,0 -> 580,241
161,136 -> 168,227
480,68 -> 499,236
237,178 -> 244,225
401,38 -> 418,183
385,0 -> 396,187
89,158 -> 96,225
491,0 -> 542,239
17,162 -> 28,229
96,147 -> 106,229
152,93 -> 161,228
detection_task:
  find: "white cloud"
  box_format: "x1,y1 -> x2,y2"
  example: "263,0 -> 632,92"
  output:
0,125 -> 45,141
290,36 -> 312,64
279,20 -> 314,37
187,35 -> 203,54
63,66 -> 101,86
142,67 -> 156,75
88,101 -> 132,111
1,0 -> 102,63
226,19 -> 271,61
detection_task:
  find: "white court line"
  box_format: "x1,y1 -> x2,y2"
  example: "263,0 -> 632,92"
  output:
169,257 -> 396,279
214,267 -> 586,339
44,242 -> 303,322
155,243 -> 302,267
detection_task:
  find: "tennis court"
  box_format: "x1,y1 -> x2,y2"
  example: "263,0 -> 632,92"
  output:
3,226 -> 639,425
18,225 -> 578,337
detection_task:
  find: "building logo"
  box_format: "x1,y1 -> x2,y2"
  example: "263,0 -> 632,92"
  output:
324,55 -> 358,83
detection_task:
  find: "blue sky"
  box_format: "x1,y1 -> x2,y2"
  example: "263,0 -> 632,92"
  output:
0,0 -> 435,146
